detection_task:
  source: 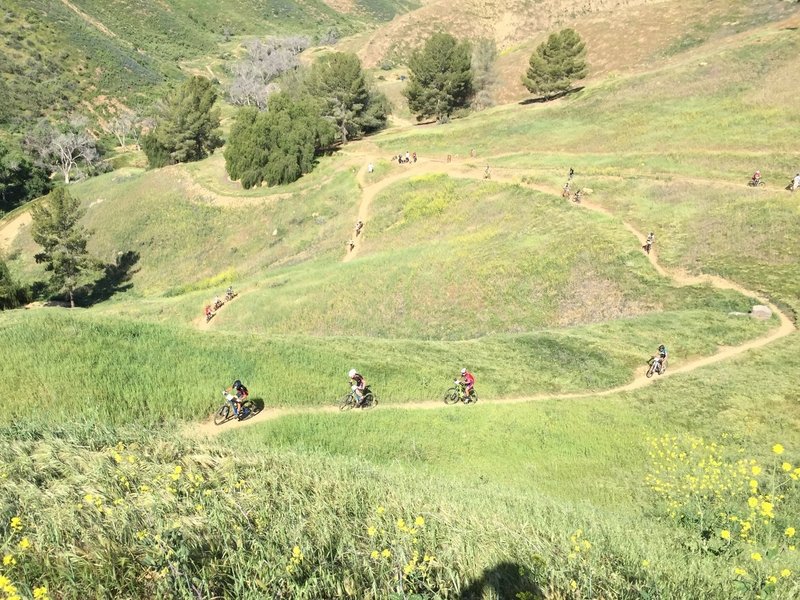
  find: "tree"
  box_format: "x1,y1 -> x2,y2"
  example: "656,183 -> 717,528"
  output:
23,117 -> 100,184
141,76 -> 223,168
0,140 -> 51,212
0,257 -> 25,310
403,33 -> 473,122
305,52 -> 389,143
106,111 -> 140,148
30,187 -> 97,308
471,38 -> 498,110
522,29 -> 588,100
227,37 -> 308,109
224,93 -> 336,188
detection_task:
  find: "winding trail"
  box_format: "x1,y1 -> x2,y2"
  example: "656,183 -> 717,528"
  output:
190,156 -> 796,437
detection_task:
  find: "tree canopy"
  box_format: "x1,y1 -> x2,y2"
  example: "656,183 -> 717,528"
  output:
305,52 -> 389,143
0,139 -> 51,213
31,187 -> 97,308
142,76 -> 223,168
522,29 -> 588,100
403,33 -> 473,122
224,93 -> 336,188
0,257 -> 25,310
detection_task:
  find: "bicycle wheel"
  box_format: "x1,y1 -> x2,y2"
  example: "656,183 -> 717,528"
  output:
469,389 -> 479,404
238,400 -> 255,421
443,388 -> 460,404
214,404 -> 231,425
339,393 -> 355,411
645,364 -> 655,378
362,392 -> 378,409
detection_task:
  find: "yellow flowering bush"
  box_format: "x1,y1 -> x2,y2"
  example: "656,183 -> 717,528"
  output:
647,435 -> 800,594
362,505 -> 441,595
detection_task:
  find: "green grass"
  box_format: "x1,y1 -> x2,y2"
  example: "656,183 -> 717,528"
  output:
3,9 -> 800,599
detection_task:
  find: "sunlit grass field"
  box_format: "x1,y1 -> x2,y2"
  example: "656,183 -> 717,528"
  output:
2,6 -> 800,599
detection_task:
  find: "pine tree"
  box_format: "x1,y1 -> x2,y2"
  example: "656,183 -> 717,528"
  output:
224,93 -> 336,188
404,33 -> 473,122
305,52 -> 389,143
522,29 -> 588,100
30,187 -> 97,308
0,257 -> 23,310
142,76 -> 223,168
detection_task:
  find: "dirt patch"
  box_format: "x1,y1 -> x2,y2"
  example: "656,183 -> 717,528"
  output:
0,212 -> 32,252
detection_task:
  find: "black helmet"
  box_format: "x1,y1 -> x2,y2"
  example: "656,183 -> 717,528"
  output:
233,379 -> 242,390
658,344 -> 665,352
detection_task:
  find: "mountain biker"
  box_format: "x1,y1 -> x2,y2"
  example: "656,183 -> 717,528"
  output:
792,173 -> 800,192
649,345 -> 668,374
752,170 -> 761,185
348,368 -> 367,406
225,379 -> 249,417
459,368 -> 475,403
568,167 -> 574,180
225,286 -> 235,301
644,232 -> 655,253
204,304 -> 214,321
484,165 -> 491,179
355,220 -> 363,236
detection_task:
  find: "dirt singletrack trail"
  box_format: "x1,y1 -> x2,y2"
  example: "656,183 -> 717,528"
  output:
192,157 -> 796,438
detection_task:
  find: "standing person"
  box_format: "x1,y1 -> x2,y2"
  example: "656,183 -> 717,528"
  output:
348,368 -> 368,407
368,162 -> 374,174
405,151 -> 410,163
347,239 -> 355,252
568,167 -> 574,180
412,152 -> 417,163
484,165 -> 491,180
459,368 -> 476,403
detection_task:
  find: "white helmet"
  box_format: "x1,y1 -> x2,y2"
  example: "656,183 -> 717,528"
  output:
461,368 -> 467,375
348,368 -> 357,378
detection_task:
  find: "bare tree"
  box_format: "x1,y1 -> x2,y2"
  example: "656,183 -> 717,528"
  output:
108,112 -> 139,148
227,36 -> 309,109
24,118 -> 100,184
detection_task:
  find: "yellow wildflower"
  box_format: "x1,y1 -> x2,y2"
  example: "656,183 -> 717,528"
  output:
773,444 -> 785,455
9,517 -> 22,530
747,497 -> 758,508
367,526 -> 377,537
33,587 -> 49,599
734,567 -> 748,576
2,554 -> 15,566
751,552 -> 763,562
783,462 -> 793,472
570,580 -> 578,591
415,516 -> 425,527
370,550 -> 379,560
381,549 -> 391,558
18,537 -> 31,550
642,560 -> 650,568
720,530 -> 731,540
781,569 -> 791,578
767,576 -> 777,585
751,466 -> 762,475
292,546 -> 303,560
396,518 -> 406,530
403,563 -> 414,575
376,506 -> 385,515
786,527 -> 796,538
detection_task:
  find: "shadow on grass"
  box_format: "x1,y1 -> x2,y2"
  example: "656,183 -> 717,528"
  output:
519,86 -> 585,105
83,250 -> 141,306
251,398 -> 265,415
459,561 -> 541,599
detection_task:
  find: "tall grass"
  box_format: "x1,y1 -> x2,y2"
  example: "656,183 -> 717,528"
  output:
0,303 -> 771,426
2,423 -> 797,599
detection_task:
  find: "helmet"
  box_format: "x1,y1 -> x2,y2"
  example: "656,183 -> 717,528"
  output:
348,368 -> 357,378
233,379 -> 242,390
658,345 -> 665,352
649,232 -> 654,236
461,368 -> 467,375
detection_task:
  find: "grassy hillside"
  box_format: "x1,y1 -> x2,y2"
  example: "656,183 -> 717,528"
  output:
0,0 -> 416,128
2,4 -> 800,599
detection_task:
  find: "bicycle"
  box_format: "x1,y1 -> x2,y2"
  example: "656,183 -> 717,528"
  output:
443,380 -> 479,404
214,390 -> 255,425
338,387 -> 378,411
